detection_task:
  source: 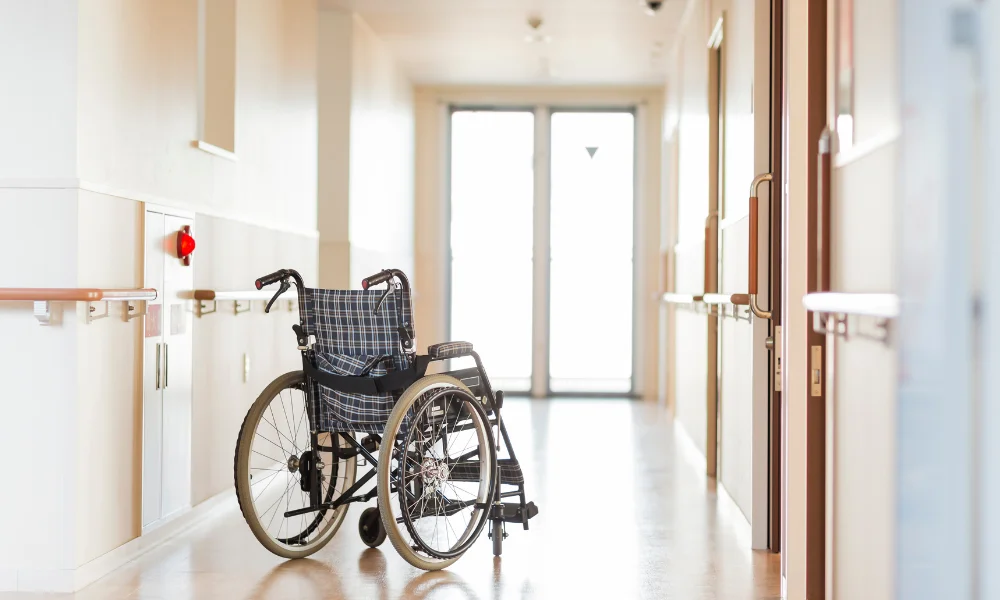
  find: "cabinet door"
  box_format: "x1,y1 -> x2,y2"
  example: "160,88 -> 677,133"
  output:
142,212 -> 165,527
160,214 -> 194,518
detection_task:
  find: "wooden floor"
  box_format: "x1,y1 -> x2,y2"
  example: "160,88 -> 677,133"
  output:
4,398 -> 780,600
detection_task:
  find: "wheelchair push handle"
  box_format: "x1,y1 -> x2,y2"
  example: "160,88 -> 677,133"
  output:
254,269 -> 305,314
256,270 -> 287,290
361,270 -> 394,290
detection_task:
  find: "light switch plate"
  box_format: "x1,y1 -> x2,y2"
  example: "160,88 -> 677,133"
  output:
243,353 -> 251,383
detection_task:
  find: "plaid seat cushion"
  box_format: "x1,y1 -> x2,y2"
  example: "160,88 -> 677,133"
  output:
299,286 -> 413,433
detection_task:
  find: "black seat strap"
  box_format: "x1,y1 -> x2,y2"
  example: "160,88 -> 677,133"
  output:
304,354 -> 432,395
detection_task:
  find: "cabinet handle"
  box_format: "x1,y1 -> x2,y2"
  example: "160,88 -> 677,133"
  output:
155,343 -> 161,389
163,343 -> 169,388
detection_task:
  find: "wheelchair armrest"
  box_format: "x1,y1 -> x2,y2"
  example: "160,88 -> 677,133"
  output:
428,341 -> 474,360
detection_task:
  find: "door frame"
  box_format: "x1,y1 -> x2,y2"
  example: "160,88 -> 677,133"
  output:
445,105 -> 642,398
779,0 -> 828,594
765,0 -> 785,554
706,17 -> 724,478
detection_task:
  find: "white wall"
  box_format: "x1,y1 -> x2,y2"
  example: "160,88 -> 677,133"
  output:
662,1 -> 765,529
0,2 -> 83,590
348,16 -> 416,284
76,0 -> 319,235
666,0 -> 711,455
827,1 -> 899,598
316,12 -> 415,289
317,9 -> 353,289
0,0 -> 322,590
0,0 -> 78,181
0,192 -> 80,591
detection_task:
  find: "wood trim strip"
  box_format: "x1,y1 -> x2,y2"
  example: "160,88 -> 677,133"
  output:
181,290 -> 277,302
749,195 -> 759,294
0,288 -> 156,302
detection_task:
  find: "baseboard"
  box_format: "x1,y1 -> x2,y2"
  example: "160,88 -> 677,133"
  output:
673,418 -> 708,474
673,418 -> 752,545
0,569 -> 17,591
3,488 -> 237,593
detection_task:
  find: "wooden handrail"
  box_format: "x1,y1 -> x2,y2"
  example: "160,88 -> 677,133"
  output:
0,288 -> 157,302
182,290 -> 276,302
802,292 -> 899,319
181,289 -> 295,317
703,293 -> 751,306
661,293 -> 704,304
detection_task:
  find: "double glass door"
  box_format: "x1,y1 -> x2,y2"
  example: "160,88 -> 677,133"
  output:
449,108 -> 635,395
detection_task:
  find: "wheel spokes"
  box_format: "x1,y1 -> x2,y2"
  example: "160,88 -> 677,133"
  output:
392,388 -> 492,559
246,386 -> 352,549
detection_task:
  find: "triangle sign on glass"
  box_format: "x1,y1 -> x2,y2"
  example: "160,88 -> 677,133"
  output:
586,146 -> 598,158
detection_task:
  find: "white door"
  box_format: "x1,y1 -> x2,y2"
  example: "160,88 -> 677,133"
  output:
142,208 -> 194,528
142,214 -> 165,527
160,213 -> 193,519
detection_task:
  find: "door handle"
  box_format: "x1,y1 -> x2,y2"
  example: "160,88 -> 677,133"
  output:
704,211 -> 719,315
749,172 -> 773,319
163,343 -> 169,389
817,128 -> 832,292
155,343 -> 161,389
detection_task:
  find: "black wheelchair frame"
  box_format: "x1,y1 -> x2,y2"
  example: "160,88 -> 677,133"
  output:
254,268 -> 536,555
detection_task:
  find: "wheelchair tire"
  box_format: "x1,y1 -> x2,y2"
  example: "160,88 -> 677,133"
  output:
377,375 -> 498,571
358,507 -> 387,548
235,371 -> 356,559
492,520 -> 503,557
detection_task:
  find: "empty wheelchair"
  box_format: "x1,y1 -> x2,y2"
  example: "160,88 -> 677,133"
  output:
234,268 -> 538,570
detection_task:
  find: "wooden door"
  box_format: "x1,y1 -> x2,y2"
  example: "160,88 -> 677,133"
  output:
779,0 -> 828,594
768,0 -> 784,554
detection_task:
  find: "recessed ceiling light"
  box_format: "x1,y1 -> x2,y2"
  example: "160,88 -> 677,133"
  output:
524,13 -> 550,43
638,0 -> 664,16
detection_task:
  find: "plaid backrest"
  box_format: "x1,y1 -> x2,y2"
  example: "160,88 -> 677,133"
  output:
298,286 -> 413,363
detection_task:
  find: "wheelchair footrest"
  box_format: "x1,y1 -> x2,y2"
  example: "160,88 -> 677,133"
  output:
495,501 -> 539,527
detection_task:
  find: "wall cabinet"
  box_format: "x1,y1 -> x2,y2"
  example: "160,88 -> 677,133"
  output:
142,207 -> 194,529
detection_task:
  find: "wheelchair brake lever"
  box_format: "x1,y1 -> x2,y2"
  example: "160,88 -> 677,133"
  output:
373,283 -> 394,315
265,279 -> 290,314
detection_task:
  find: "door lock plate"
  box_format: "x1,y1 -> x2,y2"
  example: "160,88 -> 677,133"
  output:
774,326 -> 782,392
811,345 -> 822,397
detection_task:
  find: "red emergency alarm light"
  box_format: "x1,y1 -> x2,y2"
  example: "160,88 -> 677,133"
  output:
177,226 -> 196,265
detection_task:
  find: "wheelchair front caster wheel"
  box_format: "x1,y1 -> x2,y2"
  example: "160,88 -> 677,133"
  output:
359,507 -> 386,548
492,520 -> 504,557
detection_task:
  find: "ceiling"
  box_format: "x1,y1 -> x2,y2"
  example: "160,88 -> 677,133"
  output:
321,0 -> 686,86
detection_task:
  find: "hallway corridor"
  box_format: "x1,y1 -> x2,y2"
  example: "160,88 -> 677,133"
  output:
3,399 -> 778,600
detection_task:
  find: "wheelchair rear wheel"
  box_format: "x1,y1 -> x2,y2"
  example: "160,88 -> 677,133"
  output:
377,375 -> 497,570
235,371 -> 357,558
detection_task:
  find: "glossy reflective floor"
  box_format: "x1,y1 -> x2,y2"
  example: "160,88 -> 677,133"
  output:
4,399 -> 780,600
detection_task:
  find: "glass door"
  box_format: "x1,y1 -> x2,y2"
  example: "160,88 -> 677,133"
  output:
548,111 -> 635,393
449,110 -> 535,392
449,108 -> 636,395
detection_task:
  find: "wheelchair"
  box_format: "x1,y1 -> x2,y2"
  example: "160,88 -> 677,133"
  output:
234,268 -> 538,570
